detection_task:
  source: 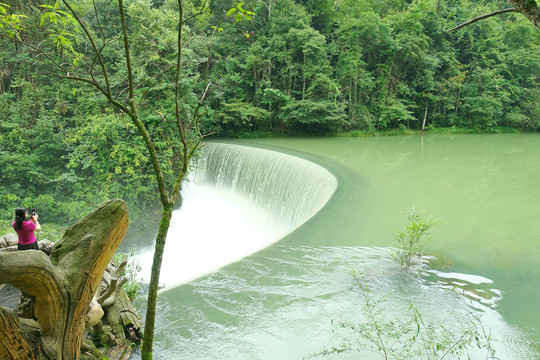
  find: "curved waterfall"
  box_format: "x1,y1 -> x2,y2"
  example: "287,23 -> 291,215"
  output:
136,142 -> 337,286
196,143 -> 338,235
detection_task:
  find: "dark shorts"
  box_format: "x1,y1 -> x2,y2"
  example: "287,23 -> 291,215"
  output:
18,241 -> 39,251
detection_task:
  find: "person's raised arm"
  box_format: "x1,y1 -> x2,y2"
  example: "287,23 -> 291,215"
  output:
32,213 -> 41,232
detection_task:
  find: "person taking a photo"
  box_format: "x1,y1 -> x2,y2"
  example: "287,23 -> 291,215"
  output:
12,207 -> 41,251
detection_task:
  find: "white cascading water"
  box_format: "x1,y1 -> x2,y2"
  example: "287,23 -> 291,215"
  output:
135,142 -> 338,286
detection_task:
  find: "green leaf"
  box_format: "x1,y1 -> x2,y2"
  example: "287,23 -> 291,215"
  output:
226,8 -> 237,17
56,10 -> 72,18
39,4 -> 56,10
39,13 -> 49,26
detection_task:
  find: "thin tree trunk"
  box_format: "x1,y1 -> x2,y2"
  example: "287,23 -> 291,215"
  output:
302,53 -> 306,101
421,104 -> 428,133
141,203 -> 173,360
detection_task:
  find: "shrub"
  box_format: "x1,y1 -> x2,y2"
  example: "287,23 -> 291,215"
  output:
393,208 -> 439,270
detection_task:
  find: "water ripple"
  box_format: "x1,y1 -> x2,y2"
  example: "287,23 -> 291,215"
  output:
143,246 -> 537,360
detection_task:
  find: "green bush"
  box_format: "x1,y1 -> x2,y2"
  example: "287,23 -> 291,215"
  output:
393,208 -> 439,270
281,100 -> 348,135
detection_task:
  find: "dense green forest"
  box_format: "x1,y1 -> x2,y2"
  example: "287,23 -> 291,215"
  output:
1,0 -> 539,228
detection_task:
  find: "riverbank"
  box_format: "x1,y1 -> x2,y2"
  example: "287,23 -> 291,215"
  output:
210,125 -> 530,139
336,125 -> 524,136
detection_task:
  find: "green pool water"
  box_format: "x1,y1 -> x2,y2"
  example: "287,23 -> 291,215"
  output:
242,134 -> 540,333
138,133 -> 540,359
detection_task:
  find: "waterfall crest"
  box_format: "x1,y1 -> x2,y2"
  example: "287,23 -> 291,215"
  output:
195,142 -> 338,238
136,142 -> 337,286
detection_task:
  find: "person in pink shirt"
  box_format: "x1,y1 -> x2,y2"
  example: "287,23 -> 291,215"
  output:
12,207 -> 41,251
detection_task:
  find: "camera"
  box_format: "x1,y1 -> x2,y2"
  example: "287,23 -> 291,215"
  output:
30,208 -> 37,217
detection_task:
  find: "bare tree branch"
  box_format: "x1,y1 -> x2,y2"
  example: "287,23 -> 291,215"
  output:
181,0 -> 208,25
119,62 -> 176,98
118,0 -> 169,206
34,72 -> 98,87
20,39 -> 69,73
61,0 -> 112,95
175,0 -> 188,148
92,0 -> 105,43
448,8 -> 518,32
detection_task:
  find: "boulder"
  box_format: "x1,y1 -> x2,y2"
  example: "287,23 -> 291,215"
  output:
0,233 -> 17,248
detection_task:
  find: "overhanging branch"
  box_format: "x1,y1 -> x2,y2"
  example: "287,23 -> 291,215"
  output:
448,8 -> 518,32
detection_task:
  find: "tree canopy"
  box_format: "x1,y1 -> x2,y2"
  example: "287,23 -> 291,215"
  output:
0,0 -> 538,358
0,0 -> 538,246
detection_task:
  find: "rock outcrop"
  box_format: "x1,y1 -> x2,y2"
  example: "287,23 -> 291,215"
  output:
0,199 -> 141,360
